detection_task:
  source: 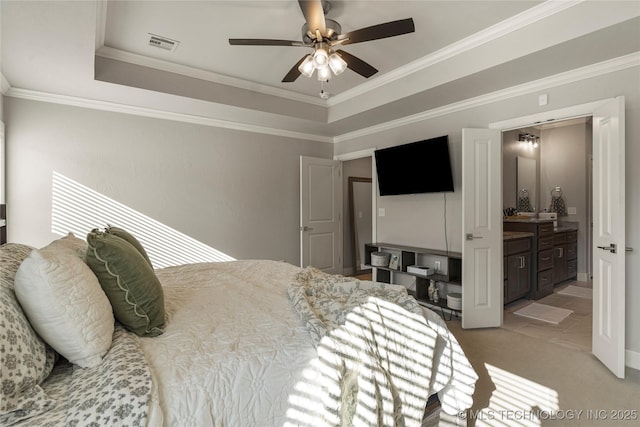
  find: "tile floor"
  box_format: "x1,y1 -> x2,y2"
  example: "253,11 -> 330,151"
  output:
503,280 -> 592,352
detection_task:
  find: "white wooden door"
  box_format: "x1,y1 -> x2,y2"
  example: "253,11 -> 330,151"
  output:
300,156 -> 343,274
461,129 -> 503,328
592,97 -> 626,378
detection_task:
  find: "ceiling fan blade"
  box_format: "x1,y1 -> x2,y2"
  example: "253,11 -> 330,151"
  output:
298,0 -> 326,37
229,38 -> 304,46
338,18 -> 415,46
335,50 -> 378,78
282,55 -> 308,83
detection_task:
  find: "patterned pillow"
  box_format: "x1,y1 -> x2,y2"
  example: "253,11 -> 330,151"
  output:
0,243 -> 57,425
85,231 -> 165,337
15,238 -> 114,368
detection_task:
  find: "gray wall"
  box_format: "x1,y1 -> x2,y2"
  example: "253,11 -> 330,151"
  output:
334,67 -> 640,355
540,121 -> 592,277
3,66 -> 639,356
4,97 -> 332,264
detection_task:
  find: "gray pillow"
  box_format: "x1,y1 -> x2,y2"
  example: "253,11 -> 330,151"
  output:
85,231 -> 165,337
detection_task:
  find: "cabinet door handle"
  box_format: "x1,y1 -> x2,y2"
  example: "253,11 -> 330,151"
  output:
519,256 -> 525,269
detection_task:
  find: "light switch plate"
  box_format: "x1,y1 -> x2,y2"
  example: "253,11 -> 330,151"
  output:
568,207 -> 577,215
378,208 -> 386,217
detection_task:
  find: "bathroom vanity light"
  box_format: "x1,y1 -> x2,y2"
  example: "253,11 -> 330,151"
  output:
519,133 -> 539,147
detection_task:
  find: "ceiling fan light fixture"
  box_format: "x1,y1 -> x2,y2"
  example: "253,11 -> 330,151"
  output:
328,52 -> 347,75
313,47 -> 329,67
298,54 -> 315,78
316,65 -> 330,81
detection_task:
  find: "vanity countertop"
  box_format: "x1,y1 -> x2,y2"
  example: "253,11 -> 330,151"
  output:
555,224 -> 578,232
503,217 -> 554,224
503,231 -> 534,241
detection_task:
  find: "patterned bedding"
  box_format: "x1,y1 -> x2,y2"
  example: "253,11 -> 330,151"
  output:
288,267 -> 478,425
11,326 -> 151,427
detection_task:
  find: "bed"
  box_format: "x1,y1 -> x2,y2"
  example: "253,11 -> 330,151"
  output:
0,230 -> 477,427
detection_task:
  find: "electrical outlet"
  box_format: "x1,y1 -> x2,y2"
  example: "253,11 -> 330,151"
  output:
435,261 -> 441,271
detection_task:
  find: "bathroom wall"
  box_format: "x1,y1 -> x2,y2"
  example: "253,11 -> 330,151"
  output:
540,119 -> 592,279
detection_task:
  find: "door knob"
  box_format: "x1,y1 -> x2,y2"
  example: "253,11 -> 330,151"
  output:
597,243 -> 616,253
466,233 -> 483,240
301,226 -> 314,231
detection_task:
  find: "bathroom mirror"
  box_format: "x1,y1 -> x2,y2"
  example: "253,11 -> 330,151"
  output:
348,177 -> 372,275
516,156 -> 537,212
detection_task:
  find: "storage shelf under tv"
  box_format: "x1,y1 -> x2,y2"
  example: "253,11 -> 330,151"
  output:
364,243 -> 462,302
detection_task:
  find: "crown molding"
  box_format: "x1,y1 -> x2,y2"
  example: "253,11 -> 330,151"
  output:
327,0 -> 584,106
5,52 -> 637,145
4,87 -> 333,143
333,52 -> 640,143
0,73 -> 11,95
94,0 -> 108,50
92,1 -> 321,106
93,0 -> 582,109
95,47 -> 327,108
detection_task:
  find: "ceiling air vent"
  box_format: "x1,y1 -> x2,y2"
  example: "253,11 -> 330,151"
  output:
148,34 -> 179,52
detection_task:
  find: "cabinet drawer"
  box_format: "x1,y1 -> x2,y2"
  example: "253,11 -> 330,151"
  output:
538,236 -> 554,251
538,222 -> 555,236
553,231 -> 566,245
505,238 -> 531,256
538,269 -> 553,288
566,230 -> 577,242
538,249 -> 554,270
566,243 -> 577,260
567,259 -> 577,278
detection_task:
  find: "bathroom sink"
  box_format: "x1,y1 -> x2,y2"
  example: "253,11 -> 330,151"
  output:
538,212 -> 558,220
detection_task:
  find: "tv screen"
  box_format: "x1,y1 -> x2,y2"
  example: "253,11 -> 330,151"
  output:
374,135 -> 454,196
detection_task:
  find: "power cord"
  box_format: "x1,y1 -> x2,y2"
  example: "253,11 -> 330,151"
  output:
443,193 -> 449,257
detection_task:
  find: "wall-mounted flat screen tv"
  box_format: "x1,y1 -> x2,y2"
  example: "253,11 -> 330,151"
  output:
374,135 -> 454,196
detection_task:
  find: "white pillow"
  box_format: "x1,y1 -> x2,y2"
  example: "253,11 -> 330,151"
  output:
15,247 -> 114,368
45,232 -> 88,259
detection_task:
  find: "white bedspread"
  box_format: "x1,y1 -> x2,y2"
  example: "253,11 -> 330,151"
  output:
140,260 -> 320,427
139,260 -> 476,427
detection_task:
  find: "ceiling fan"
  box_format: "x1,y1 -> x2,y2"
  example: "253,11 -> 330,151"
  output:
229,0 -> 415,84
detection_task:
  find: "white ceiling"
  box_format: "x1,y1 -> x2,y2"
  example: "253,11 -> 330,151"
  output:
2,1 -> 639,140
102,0 -> 540,98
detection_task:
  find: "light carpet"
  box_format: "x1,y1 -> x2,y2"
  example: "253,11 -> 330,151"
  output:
557,285 -> 592,299
514,302 -> 573,324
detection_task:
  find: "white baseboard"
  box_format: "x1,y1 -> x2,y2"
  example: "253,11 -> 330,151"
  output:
626,349 -> 640,371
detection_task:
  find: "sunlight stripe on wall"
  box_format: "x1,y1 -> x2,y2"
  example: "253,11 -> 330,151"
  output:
51,171 -> 235,268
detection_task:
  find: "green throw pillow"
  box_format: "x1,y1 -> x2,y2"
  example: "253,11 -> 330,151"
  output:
106,225 -> 153,268
86,230 -> 164,337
